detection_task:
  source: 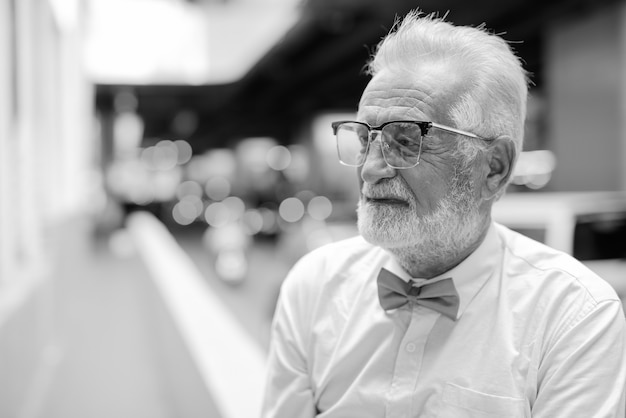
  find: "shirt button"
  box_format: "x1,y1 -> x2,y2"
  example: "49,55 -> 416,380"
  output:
406,342 -> 416,353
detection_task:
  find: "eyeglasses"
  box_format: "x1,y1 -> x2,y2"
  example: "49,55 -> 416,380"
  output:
331,120 -> 484,169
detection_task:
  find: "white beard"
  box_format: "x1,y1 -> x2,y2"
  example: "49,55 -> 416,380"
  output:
357,173 -> 483,273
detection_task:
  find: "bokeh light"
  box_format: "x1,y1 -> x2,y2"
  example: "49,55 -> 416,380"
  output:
241,209 -> 264,235
237,137 -> 277,175
172,195 -> 204,225
114,90 -> 138,112
204,202 -> 231,227
283,144 -> 310,183
153,140 -> 179,170
222,196 -> 246,221
182,194 -> 204,214
205,176 -> 231,201
173,205 -> 194,225
175,180 -> 203,200
278,197 -> 305,223
259,207 -> 279,234
295,189 -> 316,204
186,149 -> 237,184
174,139 -> 193,165
113,111 -> 144,158
171,110 -> 198,137
266,145 -> 291,171
215,250 -> 248,283
140,146 -> 156,167
307,195 -> 333,220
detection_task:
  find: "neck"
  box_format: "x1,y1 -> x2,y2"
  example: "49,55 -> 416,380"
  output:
388,218 -> 491,278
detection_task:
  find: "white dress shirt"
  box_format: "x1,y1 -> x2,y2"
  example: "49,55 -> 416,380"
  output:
262,223 -> 626,417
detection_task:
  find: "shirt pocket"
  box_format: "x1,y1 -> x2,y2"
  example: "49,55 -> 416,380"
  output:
440,382 -> 528,418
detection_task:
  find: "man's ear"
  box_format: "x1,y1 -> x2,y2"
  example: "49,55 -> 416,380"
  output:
481,136 -> 516,200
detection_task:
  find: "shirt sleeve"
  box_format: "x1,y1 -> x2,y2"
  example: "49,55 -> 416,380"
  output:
533,299 -> 626,418
261,262 -> 317,418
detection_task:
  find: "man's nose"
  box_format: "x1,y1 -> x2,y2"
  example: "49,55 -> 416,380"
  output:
359,137 -> 396,184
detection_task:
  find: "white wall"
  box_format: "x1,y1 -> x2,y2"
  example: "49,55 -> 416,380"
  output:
0,0 -> 93,313
0,0 -> 94,415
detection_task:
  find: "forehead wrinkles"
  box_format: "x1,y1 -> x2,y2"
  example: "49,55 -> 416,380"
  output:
359,87 -> 445,120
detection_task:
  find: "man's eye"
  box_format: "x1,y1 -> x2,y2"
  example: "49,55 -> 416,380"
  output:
394,136 -> 419,150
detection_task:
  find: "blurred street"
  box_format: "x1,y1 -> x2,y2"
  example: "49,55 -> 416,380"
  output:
21,217 -> 224,418
15,216 -> 285,418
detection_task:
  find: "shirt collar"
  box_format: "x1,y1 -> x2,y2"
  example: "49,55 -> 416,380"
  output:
382,222 -> 502,320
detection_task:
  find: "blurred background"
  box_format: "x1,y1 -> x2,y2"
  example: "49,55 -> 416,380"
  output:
1,0 -> 626,417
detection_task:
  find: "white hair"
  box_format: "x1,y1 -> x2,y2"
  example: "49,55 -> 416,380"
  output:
366,11 -> 529,161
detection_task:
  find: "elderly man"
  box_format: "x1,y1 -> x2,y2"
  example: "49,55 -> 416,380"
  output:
262,11 -> 626,418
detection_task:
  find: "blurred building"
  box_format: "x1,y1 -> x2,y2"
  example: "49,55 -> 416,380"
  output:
0,0 -> 93,416
2,0 -> 626,416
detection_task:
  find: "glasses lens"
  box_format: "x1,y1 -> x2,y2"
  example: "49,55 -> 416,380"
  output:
381,122 -> 423,168
335,123 -> 369,166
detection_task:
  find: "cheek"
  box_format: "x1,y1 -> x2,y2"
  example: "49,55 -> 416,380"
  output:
399,171 -> 452,210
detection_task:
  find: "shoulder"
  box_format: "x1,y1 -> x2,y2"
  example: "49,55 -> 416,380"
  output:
495,223 -> 621,311
495,223 -> 625,348
284,235 -> 380,285
279,235 -> 386,302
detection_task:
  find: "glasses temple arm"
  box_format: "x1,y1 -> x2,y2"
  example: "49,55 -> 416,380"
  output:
430,122 -> 481,139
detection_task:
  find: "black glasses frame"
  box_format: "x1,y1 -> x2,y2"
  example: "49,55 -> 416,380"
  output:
331,120 -> 483,169
331,120 -> 482,140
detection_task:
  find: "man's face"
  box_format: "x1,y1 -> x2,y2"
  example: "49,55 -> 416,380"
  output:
355,68 -> 485,252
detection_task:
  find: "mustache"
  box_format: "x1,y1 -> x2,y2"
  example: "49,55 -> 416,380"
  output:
361,178 -> 414,201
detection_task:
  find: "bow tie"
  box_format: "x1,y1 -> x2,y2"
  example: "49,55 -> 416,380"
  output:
377,268 -> 460,320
